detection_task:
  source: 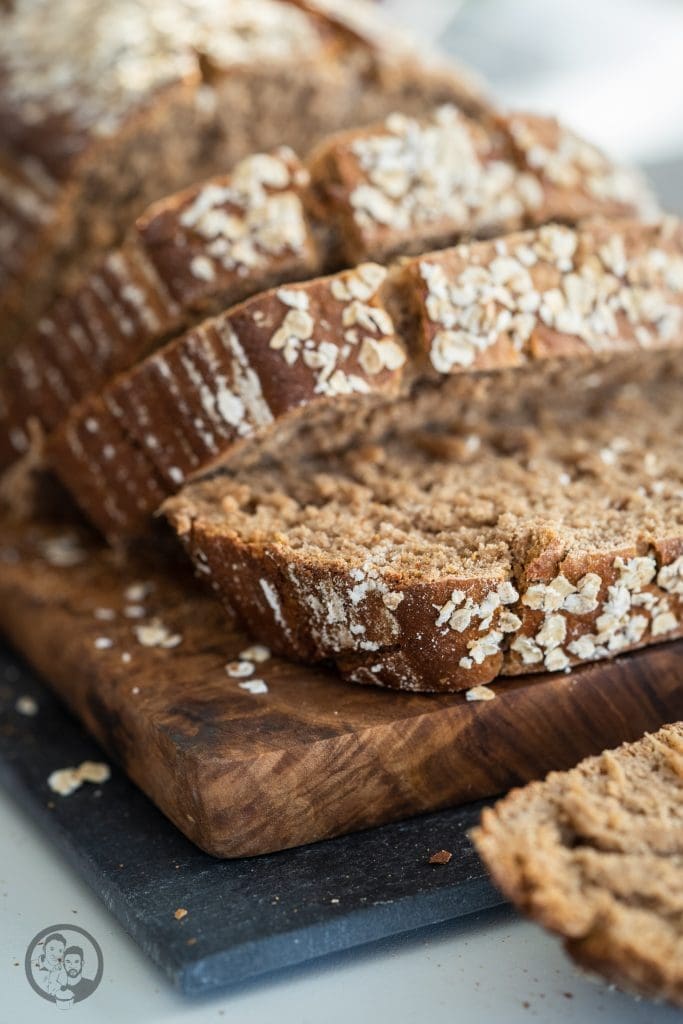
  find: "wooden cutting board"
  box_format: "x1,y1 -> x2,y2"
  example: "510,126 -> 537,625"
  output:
0,521 -> 681,858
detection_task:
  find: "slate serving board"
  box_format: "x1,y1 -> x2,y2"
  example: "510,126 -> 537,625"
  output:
0,644 -> 502,995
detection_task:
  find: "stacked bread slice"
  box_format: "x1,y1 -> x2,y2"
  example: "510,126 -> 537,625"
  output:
2,5 -> 681,1000
0,105 -> 653,469
47,217 -> 683,544
1,0 -> 681,699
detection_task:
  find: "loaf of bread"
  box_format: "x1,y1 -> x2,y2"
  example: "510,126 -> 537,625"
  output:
3,0 -> 681,708
0,0 -> 484,350
0,105 -> 654,468
47,218 -> 683,539
471,724 -> 683,1006
164,371 -> 683,692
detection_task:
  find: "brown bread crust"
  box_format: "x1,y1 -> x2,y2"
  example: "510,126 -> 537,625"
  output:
48,263 -> 405,536
167,501 -> 683,694
0,105 -> 655,469
0,0 -> 488,350
48,218 -> 683,541
163,370 -> 683,692
307,109 -> 654,266
398,218 -> 683,377
471,724 -> 683,1007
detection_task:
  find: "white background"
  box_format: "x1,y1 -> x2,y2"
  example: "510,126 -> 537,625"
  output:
390,0 -> 683,164
1,785 -> 681,1024
2,1 -> 682,1021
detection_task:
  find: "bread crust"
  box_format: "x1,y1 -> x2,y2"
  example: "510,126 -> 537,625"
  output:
48,218 -> 683,543
166,497 -> 683,693
0,106 -> 656,468
0,148 -> 318,465
0,0 -> 489,349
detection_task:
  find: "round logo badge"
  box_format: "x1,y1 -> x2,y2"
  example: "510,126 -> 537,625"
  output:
25,924 -> 103,1010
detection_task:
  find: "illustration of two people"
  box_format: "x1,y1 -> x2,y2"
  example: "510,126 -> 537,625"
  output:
32,933 -> 96,1010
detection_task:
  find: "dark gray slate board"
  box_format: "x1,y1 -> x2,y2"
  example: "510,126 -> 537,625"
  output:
0,644 -> 502,996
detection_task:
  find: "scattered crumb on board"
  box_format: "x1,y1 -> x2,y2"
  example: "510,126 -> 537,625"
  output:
238,679 -> 269,695
465,684 -> 496,702
15,695 -> 38,716
239,644 -> 271,663
133,619 -> 182,649
48,761 -> 111,796
226,660 -> 255,678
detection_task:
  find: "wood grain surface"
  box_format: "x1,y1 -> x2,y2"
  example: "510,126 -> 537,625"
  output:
0,521 -> 681,858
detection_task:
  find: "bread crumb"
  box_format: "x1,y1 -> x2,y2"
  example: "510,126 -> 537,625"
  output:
78,761 -> 111,784
123,604 -> 146,619
429,849 -> 453,865
226,660 -> 255,678
238,679 -> 269,695
134,619 -> 182,648
93,607 -> 116,621
15,695 -> 38,716
239,644 -> 271,663
124,581 -> 152,602
94,637 -> 113,650
48,760 -> 110,796
40,534 -> 87,567
466,684 -> 496,702
174,908 -> 188,921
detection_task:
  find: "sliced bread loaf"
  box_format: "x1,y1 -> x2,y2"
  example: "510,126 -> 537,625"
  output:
0,0 -> 484,350
0,105 -> 652,469
164,375 -> 683,692
48,218 -> 683,540
0,147 -> 318,467
471,724 -> 683,1006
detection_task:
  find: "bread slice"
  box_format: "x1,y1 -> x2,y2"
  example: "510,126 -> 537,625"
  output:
0,105 -> 653,470
47,218 -> 683,540
163,372 -> 683,692
471,724 -> 683,1007
0,147 -> 319,467
307,109 -> 655,265
1,514 -> 679,856
0,0 -> 484,351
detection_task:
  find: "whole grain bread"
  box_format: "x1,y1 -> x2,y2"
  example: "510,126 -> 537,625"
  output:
0,147 -> 319,467
47,218 -> 683,540
0,0 -> 485,350
1,515 -> 678,856
471,724 -> 683,1007
307,108 -> 655,265
0,105 -> 654,469
164,373 -> 683,692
